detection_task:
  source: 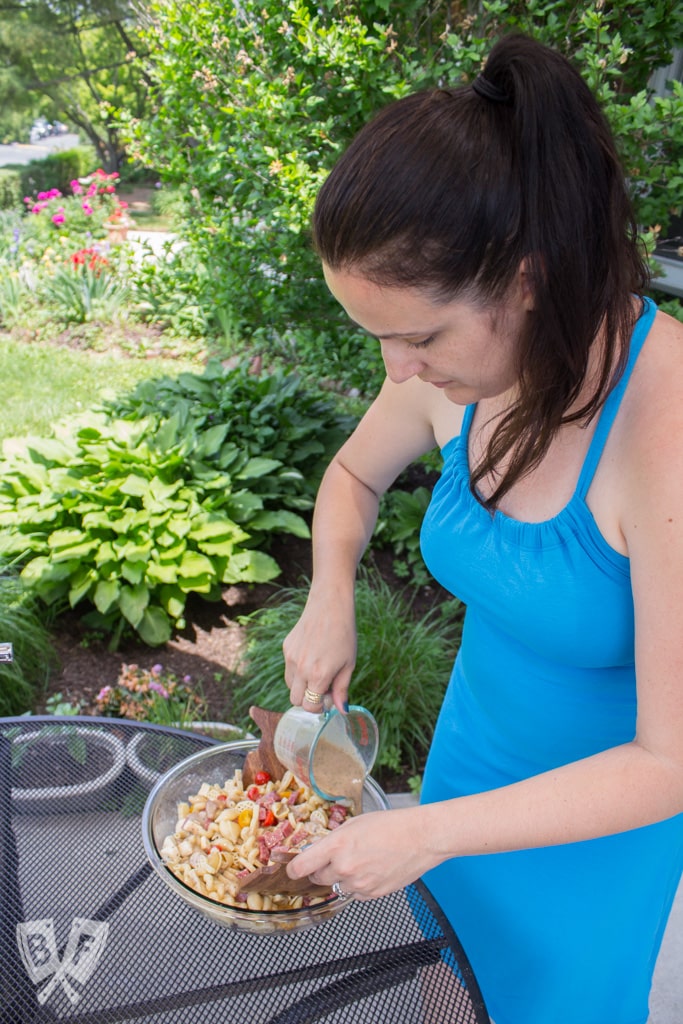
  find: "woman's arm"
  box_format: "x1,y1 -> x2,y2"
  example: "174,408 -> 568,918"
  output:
283,373 -> 450,711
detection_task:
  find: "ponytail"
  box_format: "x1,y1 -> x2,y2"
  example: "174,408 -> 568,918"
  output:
313,33 -> 648,508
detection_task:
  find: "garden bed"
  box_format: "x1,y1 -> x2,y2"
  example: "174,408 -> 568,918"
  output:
38,535 -> 449,793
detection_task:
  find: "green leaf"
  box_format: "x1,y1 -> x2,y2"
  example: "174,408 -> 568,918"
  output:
159,585 -> 186,620
237,457 -> 283,479
222,550 -> 281,583
69,568 -> 94,607
94,578 -> 120,614
137,605 -> 173,646
178,550 -> 215,578
189,518 -> 245,542
122,560 -> 146,584
193,423 -> 230,458
146,561 -> 178,584
119,473 -> 151,497
154,411 -> 183,452
249,510 -> 311,538
119,583 -> 150,627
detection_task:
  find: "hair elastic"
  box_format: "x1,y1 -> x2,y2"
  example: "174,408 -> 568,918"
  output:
472,74 -> 511,105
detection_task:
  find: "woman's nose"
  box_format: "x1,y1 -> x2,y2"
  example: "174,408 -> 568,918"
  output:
380,340 -> 424,384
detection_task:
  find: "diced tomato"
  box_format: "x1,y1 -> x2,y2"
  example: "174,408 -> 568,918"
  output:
247,785 -> 260,801
254,770 -> 271,785
262,809 -> 276,827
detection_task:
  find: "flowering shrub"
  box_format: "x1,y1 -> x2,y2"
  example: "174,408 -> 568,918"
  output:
19,170 -> 130,262
94,663 -> 207,725
0,169 -> 135,330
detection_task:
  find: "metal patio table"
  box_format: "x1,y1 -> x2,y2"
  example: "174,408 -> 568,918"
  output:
0,716 -> 488,1024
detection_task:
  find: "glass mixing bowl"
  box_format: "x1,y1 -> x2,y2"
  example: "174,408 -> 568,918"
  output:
142,738 -> 390,935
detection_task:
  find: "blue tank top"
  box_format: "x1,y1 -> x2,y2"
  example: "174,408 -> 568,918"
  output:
417,297 -> 683,1024
420,298 -> 655,780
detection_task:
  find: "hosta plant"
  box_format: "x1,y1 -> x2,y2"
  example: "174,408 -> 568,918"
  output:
0,412 -> 309,647
0,361 -> 354,647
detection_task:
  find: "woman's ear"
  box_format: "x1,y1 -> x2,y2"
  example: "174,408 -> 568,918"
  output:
518,257 -> 536,311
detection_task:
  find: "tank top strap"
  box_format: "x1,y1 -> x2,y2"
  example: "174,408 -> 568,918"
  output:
575,297 -> 657,499
461,402 -> 476,441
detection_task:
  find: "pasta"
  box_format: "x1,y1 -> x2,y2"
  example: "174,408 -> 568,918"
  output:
160,767 -> 352,911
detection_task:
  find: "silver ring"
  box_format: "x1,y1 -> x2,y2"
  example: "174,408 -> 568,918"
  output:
332,881 -> 353,900
304,687 -> 325,705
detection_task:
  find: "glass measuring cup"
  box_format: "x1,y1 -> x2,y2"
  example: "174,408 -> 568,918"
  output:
273,702 -> 379,807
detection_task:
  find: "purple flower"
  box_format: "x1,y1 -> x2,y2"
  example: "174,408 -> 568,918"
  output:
151,663 -> 163,675
149,680 -> 169,698
96,686 -> 112,701
183,674 -> 192,684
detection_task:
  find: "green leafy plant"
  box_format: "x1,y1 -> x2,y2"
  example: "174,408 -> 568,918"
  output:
43,260 -> 130,325
108,358 -> 358,498
93,662 -> 207,727
45,691 -> 84,715
235,569 -> 464,774
118,0 -> 681,392
375,486 -> 434,586
19,148 -> 96,198
0,362 -> 354,647
0,560 -> 58,715
117,0 -> 421,356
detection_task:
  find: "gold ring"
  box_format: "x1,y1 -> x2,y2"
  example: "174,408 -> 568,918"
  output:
304,687 -> 325,704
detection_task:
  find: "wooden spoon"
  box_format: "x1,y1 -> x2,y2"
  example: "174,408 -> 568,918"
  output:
236,849 -> 332,898
239,707 -> 333,898
242,705 -> 286,787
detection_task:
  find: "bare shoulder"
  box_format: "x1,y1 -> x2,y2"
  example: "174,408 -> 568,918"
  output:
619,307 -> 683,519
335,375 -> 464,495
626,308 -> 683,439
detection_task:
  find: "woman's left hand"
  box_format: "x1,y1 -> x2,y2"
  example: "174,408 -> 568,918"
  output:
286,806 -> 436,900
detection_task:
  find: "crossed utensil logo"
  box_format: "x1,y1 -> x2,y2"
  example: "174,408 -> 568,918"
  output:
16,917 -> 109,1005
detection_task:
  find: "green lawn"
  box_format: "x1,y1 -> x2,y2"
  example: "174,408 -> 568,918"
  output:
0,337 -> 195,441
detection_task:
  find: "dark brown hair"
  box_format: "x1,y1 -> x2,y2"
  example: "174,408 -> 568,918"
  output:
312,33 -> 649,508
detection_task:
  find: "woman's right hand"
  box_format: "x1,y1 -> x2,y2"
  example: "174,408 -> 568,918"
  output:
282,589 -> 357,714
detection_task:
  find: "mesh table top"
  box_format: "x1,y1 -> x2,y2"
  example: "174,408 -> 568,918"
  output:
0,717 -> 488,1024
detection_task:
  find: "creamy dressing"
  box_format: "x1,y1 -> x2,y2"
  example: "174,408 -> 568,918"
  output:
311,735 -> 364,815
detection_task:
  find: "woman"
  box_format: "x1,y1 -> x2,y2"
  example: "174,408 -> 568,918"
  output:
283,33 -> 683,1024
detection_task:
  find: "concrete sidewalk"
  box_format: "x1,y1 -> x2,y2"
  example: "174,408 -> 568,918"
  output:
388,793 -> 682,1022
650,878 -> 683,1022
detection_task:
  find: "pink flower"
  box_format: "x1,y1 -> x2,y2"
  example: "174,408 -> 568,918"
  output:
149,680 -> 170,698
52,209 -> 65,225
82,202 -> 93,215
96,686 -> 112,701
87,183 -> 98,197
70,179 -> 83,195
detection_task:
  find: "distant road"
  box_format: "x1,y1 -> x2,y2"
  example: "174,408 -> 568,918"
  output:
0,134 -> 82,167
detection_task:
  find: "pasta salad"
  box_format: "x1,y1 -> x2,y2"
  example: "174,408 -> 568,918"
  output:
160,767 -> 351,911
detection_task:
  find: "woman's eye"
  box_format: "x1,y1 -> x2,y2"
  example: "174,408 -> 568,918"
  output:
407,335 -> 435,350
